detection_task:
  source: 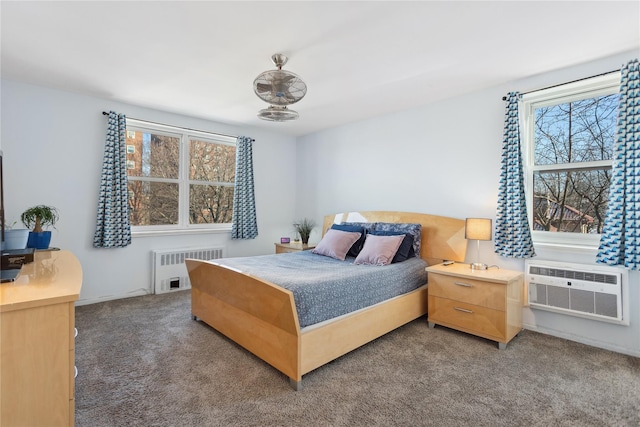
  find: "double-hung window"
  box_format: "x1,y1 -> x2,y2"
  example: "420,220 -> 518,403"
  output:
522,72 -> 620,247
125,119 -> 236,233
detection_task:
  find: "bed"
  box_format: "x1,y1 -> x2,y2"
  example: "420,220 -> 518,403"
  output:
186,211 -> 467,389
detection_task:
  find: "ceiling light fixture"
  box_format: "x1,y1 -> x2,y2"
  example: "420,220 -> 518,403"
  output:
256,105 -> 299,122
254,53 -> 307,121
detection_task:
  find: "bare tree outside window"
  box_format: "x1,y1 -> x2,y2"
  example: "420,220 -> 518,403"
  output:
532,93 -> 618,234
189,139 -> 235,224
125,124 -> 236,228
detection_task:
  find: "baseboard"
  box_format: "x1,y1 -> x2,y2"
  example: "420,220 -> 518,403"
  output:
523,323 -> 640,358
75,289 -> 151,306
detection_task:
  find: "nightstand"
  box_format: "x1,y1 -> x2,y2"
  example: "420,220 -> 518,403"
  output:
274,242 -> 316,254
426,263 -> 523,349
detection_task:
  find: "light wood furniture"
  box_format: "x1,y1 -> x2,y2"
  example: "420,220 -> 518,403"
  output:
186,211 -> 467,389
1,250 -> 82,427
426,262 -> 523,349
274,242 -> 316,254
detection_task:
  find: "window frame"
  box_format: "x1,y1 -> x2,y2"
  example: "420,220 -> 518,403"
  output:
125,119 -> 237,236
521,72 -> 620,248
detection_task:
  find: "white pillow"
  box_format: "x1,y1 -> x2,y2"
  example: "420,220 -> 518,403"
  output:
353,234 -> 405,266
311,229 -> 362,261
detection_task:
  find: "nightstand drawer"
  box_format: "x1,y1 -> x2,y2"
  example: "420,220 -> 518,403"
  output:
428,273 -> 505,311
428,295 -> 506,341
274,243 -> 316,254
276,246 -> 298,254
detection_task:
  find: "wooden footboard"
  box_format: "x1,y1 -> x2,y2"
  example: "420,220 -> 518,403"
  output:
187,258 -> 429,388
186,259 -> 302,381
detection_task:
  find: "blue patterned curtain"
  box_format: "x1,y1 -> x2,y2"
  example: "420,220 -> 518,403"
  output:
494,92 -> 536,258
597,59 -> 640,270
93,111 -> 131,248
231,136 -> 258,239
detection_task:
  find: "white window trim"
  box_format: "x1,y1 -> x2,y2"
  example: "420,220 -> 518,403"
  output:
521,72 -> 620,249
125,119 -> 236,235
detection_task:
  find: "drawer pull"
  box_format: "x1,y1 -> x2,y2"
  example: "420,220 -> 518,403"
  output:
454,307 -> 474,314
454,281 -> 473,288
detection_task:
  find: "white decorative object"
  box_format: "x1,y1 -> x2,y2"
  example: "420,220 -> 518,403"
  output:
3,229 -> 29,250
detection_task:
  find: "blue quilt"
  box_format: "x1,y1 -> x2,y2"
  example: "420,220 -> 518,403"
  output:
213,251 -> 428,328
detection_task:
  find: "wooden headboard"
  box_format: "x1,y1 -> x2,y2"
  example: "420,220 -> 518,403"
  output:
322,211 -> 467,266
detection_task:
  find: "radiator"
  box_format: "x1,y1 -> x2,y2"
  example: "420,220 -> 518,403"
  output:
152,247 -> 225,294
525,259 -> 628,324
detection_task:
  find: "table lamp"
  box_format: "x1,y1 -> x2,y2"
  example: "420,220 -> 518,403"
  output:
465,218 -> 492,270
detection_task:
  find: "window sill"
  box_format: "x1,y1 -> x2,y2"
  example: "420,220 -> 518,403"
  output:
534,241 -> 598,256
132,228 -> 231,238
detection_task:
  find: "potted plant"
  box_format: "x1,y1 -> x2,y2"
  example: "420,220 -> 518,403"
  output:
21,205 -> 59,249
294,218 -> 315,245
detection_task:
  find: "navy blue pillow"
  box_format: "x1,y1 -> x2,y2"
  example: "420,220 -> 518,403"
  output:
369,230 -> 415,263
373,223 -> 421,256
330,224 -> 365,257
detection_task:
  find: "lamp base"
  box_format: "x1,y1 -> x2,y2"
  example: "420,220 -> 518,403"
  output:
470,262 -> 488,271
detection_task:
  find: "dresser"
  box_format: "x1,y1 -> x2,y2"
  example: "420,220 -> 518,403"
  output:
1,250 -> 82,426
426,262 -> 523,349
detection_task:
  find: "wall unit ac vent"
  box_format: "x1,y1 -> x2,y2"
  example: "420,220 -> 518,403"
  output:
152,247 -> 225,294
525,260 -> 628,325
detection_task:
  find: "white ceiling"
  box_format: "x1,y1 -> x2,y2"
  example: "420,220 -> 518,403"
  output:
1,1 -> 639,137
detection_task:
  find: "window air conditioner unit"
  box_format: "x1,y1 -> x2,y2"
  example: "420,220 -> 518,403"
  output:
525,259 -> 628,325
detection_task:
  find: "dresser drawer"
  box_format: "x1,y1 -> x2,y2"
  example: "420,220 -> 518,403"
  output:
428,295 -> 506,342
428,273 -> 505,311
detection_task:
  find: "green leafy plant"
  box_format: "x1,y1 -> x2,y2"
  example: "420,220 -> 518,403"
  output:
294,218 -> 315,244
21,205 -> 59,232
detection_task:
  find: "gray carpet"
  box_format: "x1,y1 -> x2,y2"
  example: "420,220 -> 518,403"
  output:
75,290 -> 640,426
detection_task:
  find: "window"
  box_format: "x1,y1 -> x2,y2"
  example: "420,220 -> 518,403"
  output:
522,73 -> 620,247
125,120 -> 236,232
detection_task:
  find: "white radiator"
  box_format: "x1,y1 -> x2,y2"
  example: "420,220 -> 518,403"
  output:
525,260 -> 628,325
152,247 -> 225,294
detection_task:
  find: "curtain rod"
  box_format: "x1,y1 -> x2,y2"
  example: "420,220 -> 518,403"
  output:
101,111 -> 254,142
501,68 -> 621,101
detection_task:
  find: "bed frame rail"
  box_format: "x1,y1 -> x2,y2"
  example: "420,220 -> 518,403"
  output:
300,286 -> 428,375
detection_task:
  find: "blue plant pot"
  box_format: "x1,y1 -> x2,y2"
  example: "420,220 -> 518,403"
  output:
26,231 -> 52,249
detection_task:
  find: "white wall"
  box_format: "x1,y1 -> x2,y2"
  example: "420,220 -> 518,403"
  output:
296,50 -> 640,357
1,80 -> 297,304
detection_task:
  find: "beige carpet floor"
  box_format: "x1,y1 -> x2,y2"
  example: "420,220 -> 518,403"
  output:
75,290 -> 640,426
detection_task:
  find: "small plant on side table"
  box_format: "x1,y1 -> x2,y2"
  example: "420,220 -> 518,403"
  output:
294,218 -> 315,245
